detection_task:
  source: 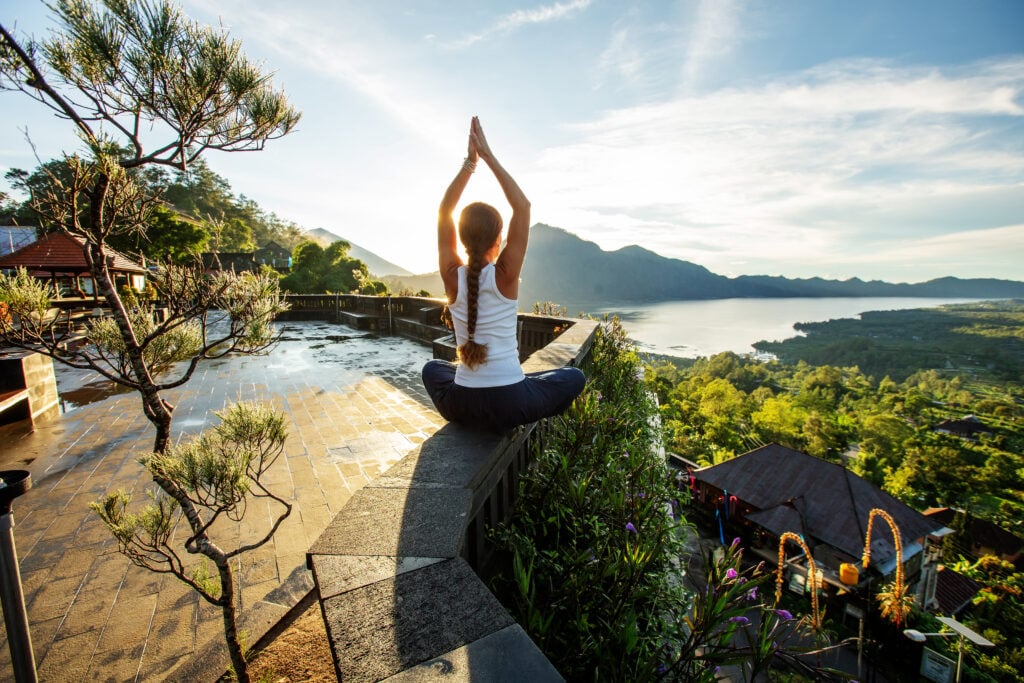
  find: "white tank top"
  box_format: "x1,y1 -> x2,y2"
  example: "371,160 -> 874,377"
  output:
451,263 -> 524,387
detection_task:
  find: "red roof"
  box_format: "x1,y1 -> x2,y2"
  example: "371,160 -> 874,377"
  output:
0,232 -> 145,274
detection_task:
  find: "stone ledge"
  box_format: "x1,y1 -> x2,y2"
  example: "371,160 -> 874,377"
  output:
321,558 -> 515,682
307,486 -> 471,559
306,316 -> 596,682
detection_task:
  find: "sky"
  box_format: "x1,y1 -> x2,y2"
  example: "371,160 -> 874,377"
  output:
1,0 -> 1023,283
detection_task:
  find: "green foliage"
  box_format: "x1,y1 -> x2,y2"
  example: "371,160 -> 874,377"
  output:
754,301 -> 1024,383
88,301 -> 203,377
280,239 -> 372,294
492,319 -> 817,680
0,267 -> 56,331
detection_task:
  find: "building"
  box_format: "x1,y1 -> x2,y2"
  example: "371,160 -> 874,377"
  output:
690,444 -> 948,597
925,507 -> 1024,567
932,415 -> 991,440
255,240 -> 292,271
0,231 -> 146,299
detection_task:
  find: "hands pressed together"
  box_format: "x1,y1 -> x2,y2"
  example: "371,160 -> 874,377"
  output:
466,116 -> 494,166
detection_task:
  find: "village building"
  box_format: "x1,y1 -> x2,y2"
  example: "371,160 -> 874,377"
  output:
0,231 -> 146,301
925,507 -> 1024,568
686,444 -> 950,606
931,415 -> 992,440
255,240 -> 292,271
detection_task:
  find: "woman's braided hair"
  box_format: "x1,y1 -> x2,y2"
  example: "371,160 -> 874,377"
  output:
457,202 -> 503,369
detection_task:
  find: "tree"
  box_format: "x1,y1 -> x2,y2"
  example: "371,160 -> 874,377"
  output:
0,2 -> 300,679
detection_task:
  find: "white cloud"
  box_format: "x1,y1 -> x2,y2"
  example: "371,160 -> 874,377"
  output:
527,56 -> 1024,281
679,0 -> 744,91
447,0 -> 593,49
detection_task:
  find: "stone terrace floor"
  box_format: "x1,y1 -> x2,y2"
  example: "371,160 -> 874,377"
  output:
0,321 -> 444,682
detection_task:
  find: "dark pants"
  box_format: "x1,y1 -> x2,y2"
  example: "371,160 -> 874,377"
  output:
422,359 -> 586,432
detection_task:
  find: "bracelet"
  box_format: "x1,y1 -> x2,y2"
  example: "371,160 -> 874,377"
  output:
462,157 -> 477,173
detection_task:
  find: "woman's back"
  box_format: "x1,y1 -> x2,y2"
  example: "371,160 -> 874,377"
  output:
450,263 -> 524,388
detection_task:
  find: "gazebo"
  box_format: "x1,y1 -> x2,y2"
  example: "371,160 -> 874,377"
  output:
0,231 -> 146,302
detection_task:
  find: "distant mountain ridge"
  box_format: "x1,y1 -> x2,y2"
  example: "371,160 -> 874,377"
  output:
316,223 -> 1024,306
306,227 -> 413,277
517,225 -> 1024,307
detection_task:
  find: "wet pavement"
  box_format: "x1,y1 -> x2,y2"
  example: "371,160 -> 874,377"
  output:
0,321 -> 444,681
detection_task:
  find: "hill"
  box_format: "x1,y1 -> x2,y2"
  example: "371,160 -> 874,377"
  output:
339,223 -> 1024,307
306,227 -> 413,277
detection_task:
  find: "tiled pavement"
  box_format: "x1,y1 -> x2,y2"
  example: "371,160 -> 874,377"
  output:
0,321 -> 445,681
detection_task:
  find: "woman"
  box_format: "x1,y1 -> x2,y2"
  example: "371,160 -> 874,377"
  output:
422,117 -> 585,431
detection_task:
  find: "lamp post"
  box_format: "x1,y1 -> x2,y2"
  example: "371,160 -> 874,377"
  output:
904,617 -> 995,683
0,470 -> 37,683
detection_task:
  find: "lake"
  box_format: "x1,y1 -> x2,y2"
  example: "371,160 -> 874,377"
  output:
590,297 -> 985,359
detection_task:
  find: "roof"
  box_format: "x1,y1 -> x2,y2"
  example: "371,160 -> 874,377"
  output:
0,227 -> 37,256
932,417 -> 990,437
933,565 -> 981,615
924,508 -> 1024,559
0,231 -> 145,274
696,444 -> 946,571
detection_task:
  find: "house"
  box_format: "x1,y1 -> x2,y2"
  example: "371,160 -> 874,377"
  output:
924,507 -> 1023,567
255,241 -> 291,271
0,231 -> 146,299
200,251 -> 257,274
932,415 -> 991,439
690,444 -> 948,595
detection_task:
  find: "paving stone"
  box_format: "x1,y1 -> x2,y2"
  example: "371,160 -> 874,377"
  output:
382,624 -> 565,683
0,322 -> 449,678
322,558 -> 515,682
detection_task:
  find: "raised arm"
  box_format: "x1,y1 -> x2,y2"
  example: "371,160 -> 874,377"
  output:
471,117 -> 531,299
438,121 -> 478,302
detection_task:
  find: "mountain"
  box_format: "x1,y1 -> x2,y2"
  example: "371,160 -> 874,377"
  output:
518,225 -> 1024,307
325,223 -> 1024,306
306,227 -> 413,277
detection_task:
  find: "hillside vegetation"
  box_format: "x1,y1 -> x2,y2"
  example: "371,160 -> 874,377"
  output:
647,301 -> 1024,681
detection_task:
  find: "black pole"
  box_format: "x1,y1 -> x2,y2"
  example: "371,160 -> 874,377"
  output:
0,470 -> 37,683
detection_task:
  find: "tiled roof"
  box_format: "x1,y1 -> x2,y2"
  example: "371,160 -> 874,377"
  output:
933,565 -> 980,616
696,444 -> 946,571
0,231 -> 145,273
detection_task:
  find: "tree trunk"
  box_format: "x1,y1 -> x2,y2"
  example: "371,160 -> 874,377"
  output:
217,559 -> 249,683
85,237 -> 173,453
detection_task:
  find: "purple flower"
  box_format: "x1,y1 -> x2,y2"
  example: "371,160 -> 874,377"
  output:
657,664 -> 667,674
775,609 -> 793,620
728,616 -> 750,625
595,391 -> 603,401
625,522 -> 638,534
737,577 -> 747,585
725,568 -> 738,580
746,587 -> 758,601
731,537 -> 741,547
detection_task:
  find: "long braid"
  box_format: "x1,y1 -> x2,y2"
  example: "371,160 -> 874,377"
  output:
459,251 -> 487,368
457,202 -> 502,370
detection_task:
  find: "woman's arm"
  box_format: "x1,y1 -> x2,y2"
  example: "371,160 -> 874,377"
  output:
472,117 -> 531,299
438,121 -> 478,301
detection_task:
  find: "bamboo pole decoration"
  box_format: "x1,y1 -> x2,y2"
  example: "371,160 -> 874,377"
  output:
775,531 -> 821,629
862,508 -> 905,597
